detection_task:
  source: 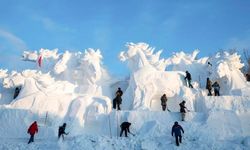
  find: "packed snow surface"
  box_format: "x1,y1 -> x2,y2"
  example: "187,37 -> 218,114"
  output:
0,43 -> 250,149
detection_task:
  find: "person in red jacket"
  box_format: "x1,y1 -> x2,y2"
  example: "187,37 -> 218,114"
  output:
27,121 -> 38,144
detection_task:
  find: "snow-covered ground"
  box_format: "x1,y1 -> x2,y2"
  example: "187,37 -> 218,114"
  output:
0,43 -> 250,149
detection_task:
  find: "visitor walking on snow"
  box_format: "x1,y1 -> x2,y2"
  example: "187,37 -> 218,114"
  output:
184,71 -> 193,88
27,121 -> 38,144
172,121 -> 184,146
212,81 -> 220,96
120,122 -> 131,137
58,123 -> 68,140
113,87 -> 123,110
160,94 -> 168,111
179,101 -> 189,121
206,78 -> 212,96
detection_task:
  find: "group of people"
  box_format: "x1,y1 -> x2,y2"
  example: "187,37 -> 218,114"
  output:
185,70 -> 221,96
27,121 -> 68,144
26,70 -> 223,147
206,78 -> 220,96
160,94 -> 189,121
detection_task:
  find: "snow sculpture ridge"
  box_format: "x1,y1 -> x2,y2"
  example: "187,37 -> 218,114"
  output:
119,42 -> 168,72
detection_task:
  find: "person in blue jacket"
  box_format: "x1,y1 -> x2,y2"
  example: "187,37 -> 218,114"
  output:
171,121 -> 184,146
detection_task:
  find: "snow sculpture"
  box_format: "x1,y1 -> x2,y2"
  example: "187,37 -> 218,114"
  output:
166,50 -> 247,95
120,43 -> 182,110
208,52 -> 247,95
119,42 -> 168,72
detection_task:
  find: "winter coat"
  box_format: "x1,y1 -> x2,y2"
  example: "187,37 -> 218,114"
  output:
206,80 -> 212,90
185,72 -> 192,81
115,95 -> 122,104
212,82 -> 220,91
161,95 -> 167,106
179,102 -> 186,113
120,122 -> 131,130
59,125 -> 66,135
172,124 -> 184,136
116,89 -> 123,97
27,122 -> 38,135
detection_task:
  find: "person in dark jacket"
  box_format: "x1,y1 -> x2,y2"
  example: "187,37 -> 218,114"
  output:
13,87 -> 21,99
212,81 -> 220,96
184,71 -> 193,88
172,121 -> 184,146
116,87 -> 123,97
160,94 -> 168,111
206,78 -> 212,96
120,122 -> 131,137
58,123 -> 68,140
179,101 -> 189,121
116,94 -> 122,110
113,93 -> 122,110
113,87 -> 123,110
27,121 -> 38,144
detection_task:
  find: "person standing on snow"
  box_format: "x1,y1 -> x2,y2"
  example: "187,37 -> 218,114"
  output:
58,123 -> 68,140
27,121 -> 38,144
179,101 -> 189,121
120,122 -> 131,137
212,81 -> 220,96
184,71 -> 193,88
113,94 -> 122,110
172,121 -> 184,146
206,78 -> 212,96
116,87 -> 123,97
113,87 -> 123,110
160,94 -> 168,111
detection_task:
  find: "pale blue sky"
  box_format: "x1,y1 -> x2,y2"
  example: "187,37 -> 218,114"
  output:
0,0 -> 250,75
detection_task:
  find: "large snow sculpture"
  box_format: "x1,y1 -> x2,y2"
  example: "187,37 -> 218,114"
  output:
120,43 -> 184,110
166,50 -> 247,95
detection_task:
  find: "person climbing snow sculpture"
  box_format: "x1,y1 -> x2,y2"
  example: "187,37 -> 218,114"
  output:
120,122 -> 131,137
13,86 -> 21,99
184,71 -> 193,88
179,101 -> 189,121
58,123 -> 68,140
113,87 -> 123,110
27,121 -> 38,144
212,81 -> 220,96
172,121 -> 184,146
160,94 -> 168,111
206,78 -> 212,96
